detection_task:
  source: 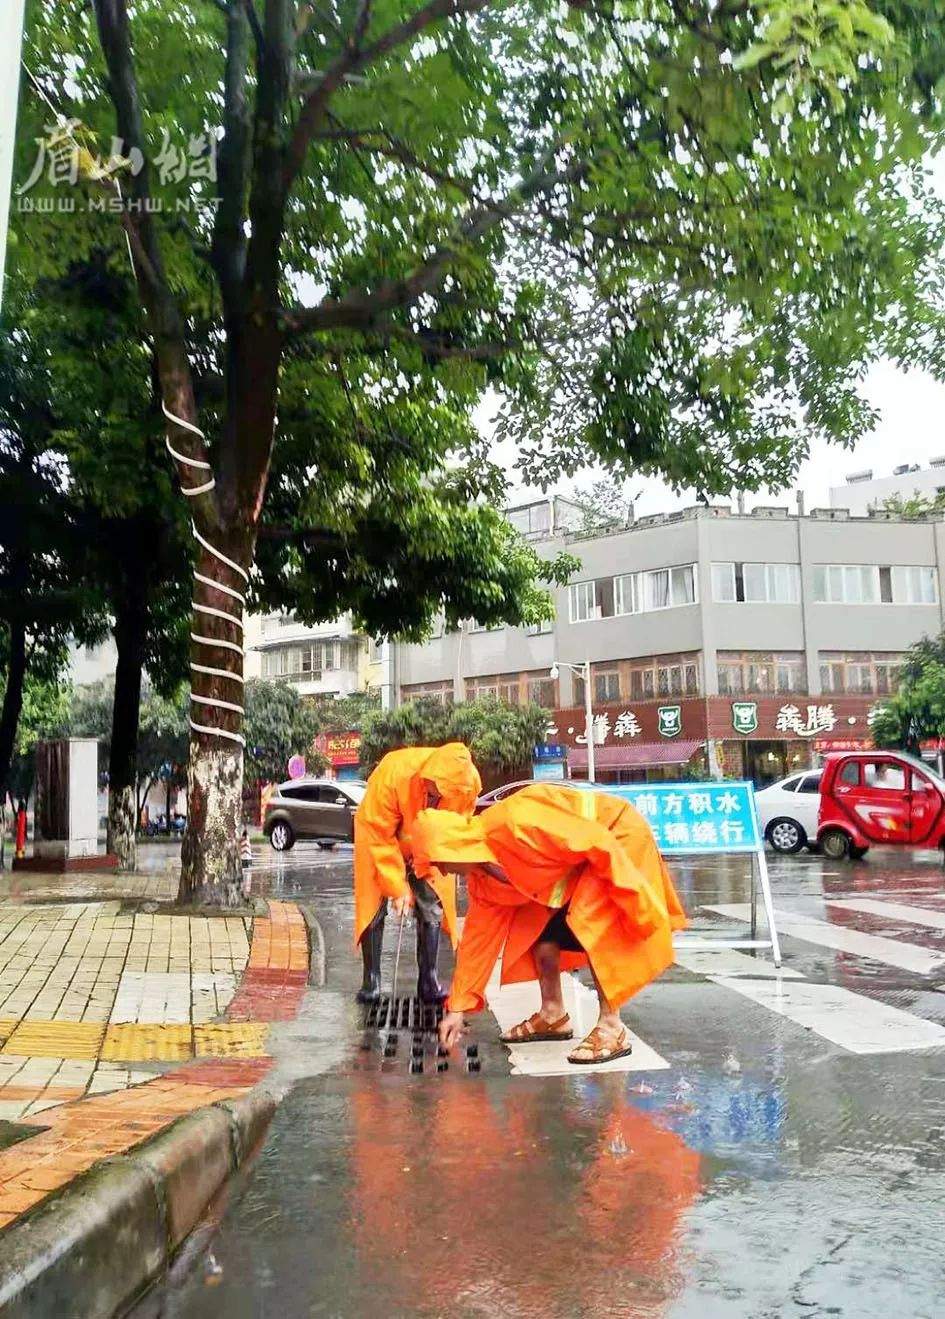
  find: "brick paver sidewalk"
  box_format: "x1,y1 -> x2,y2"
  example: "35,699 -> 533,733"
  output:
0,898 -> 308,1229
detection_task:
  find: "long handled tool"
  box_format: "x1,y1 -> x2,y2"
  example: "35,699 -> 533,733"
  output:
381,903 -> 408,1057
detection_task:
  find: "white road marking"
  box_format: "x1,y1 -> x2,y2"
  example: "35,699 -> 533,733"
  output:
485,972 -> 670,1076
705,975 -> 945,1054
706,904 -> 945,977
827,898 -> 945,933
674,947 -> 804,980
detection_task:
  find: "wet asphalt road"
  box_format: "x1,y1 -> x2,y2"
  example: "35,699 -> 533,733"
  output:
144,844 -> 945,1318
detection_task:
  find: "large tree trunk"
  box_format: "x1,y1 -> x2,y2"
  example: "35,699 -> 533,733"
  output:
107,596 -> 147,870
177,528 -> 254,906
0,619 -> 27,806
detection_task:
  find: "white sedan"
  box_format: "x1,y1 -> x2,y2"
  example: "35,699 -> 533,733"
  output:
754,769 -> 823,853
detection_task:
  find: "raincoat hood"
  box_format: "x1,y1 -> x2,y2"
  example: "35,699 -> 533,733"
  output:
419,743 -> 482,814
413,809 -> 498,876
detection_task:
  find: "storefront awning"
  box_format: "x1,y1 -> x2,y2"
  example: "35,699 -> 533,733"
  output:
568,740 -> 703,769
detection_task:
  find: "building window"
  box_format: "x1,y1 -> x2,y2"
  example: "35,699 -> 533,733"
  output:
526,616 -> 554,636
712,562 -> 800,603
890,565 -> 938,604
468,619 -> 504,634
594,670 -> 621,703
627,653 -> 701,700
508,503 -> 552,537
569,578 -> 616,622
466,676 -> 520,704
812,564 -> 937,605
819,652 -> 904,695
402,682 -> 454,705
717,651 -> 807,695
571,565 -> 697,623
526,677 -> 557,708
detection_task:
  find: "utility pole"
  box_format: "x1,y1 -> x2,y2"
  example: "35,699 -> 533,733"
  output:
0,0 -> 26,312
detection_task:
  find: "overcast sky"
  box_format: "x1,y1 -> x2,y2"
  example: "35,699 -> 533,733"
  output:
485,153 -> 945,518
481,357 -> 945,517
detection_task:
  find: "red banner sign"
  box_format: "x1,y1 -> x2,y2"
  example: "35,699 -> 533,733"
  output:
316,732 -> 362,766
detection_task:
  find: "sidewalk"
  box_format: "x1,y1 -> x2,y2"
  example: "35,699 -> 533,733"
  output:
0,888 -> 309,1232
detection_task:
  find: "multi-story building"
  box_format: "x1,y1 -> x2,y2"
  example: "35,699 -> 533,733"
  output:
394,502 -> 945,785
830,460 -> 945,515
243,612 -> 383,699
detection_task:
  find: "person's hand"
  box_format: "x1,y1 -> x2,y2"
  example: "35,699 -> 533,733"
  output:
439,1010 -> 466,1049
391,892 -> 414,918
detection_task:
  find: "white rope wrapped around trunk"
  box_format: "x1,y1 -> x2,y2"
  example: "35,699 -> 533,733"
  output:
163,404 -> 248,748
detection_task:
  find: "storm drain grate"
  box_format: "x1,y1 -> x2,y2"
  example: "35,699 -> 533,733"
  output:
360,996 -> 481,1075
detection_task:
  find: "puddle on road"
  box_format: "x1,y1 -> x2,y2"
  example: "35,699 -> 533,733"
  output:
142,845 -> 945,1318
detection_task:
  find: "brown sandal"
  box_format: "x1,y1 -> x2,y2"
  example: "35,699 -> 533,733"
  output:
500,1012 -> 573,1044
567,1024 -> 633,1066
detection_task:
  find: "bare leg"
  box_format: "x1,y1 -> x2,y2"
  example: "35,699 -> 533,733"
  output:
534,940 -> 567,1022
589,967 -> 624,1042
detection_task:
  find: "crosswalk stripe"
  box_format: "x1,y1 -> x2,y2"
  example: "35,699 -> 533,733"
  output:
702,974 -> 945,1054
674,947 -> 804,980
485,972 -> 670,1076
706,904 -> 945,977
827,898 -> 945,932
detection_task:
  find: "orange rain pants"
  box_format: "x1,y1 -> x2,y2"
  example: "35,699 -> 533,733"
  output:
352,743 -> 481,948
413,783 -> 687,1013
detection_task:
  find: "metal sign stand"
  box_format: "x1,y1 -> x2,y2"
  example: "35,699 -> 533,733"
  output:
673,845 -> 782,967
603,780 -> 783,969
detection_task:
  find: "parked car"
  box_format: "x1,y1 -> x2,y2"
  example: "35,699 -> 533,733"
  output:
475,778 -> 598,812
754,769 -> 823,854
817,750 -> 945,860
264,778 -> 367,851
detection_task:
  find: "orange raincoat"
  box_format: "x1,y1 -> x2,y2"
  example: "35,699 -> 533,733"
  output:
412,783 -> 687,1013
353,743 -> 481,947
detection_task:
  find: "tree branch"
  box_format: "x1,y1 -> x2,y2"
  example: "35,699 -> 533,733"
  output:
282,156 -> 582,335
212,0 -> 254,318
92,0 -> 219,529
242,0 -> 265,53
283,0 -> 493,189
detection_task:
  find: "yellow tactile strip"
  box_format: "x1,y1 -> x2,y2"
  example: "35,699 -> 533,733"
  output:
0,900 -> 309,1232
0,1021 -> 271,1063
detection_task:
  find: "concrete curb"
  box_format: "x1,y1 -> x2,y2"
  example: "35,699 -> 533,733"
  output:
0,1088 -> 277,1318
298,903 -> 327,987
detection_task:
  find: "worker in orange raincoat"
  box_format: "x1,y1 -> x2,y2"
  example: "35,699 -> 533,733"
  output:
412,783 -> 686,1065
354,743 -> 481,1005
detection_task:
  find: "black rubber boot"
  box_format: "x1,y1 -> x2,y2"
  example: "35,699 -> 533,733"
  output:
416,920 -> 448,1004
356,904 -> 386,1003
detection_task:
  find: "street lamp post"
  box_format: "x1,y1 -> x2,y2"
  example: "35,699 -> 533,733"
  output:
550,658 -> 596,783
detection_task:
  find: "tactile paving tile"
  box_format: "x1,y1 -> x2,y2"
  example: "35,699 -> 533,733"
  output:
193,1023 -> 269,1058
2,1022 -> 106,1060
101,1024 -> 194,1062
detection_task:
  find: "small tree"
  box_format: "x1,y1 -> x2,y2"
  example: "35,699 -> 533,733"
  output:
881,492 -> 945,520
243,679 -> 327,786
360,695 -> 550,786
3,670 -> 72,814
313,692 -> 381,734
871,634 -> 945,754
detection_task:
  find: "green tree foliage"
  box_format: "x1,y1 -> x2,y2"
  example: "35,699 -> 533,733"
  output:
360,695 -> 550,784
881,490 -> 945,519
569,479 -> 639,534
871,633 -> 945,751
0,329 -> 106,804
68,678 -> 190,816
313,691 -> 381,733
3,670 -> 72,805
243,679 -> 328,784
17,0 -> 945,894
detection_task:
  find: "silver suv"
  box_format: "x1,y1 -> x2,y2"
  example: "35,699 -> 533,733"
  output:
264,778 -> 366,851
